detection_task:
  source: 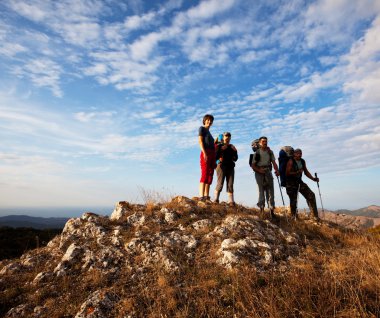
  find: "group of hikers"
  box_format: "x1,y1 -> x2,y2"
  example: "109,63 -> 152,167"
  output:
198,114 -> 320,221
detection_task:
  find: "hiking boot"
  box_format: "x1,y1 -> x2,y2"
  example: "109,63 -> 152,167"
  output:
229,202 -> 236,207
214,199 -> 219,204
270,209 -> 277,219
204,196 -> 212,203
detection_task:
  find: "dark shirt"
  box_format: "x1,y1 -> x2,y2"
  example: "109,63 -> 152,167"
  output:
216,144 -> 238,168
198,126 -> 214,149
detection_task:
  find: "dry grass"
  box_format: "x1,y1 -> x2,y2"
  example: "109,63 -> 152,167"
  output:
1,198 -> 380,318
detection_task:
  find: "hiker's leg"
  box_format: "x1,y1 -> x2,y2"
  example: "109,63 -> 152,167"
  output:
226,167 -> 234,194
200,149 -> 215,199
286,185 -> 298,216
205,149 -> 215,189
199,183 -> 205,197
214,165 -> 224,202
255,172 -> 265,209
266,171 -> 275,210
226,167 -> 235,204
299,182 -> 318,218
204,183 -> 211,198
199,152 -> 207,197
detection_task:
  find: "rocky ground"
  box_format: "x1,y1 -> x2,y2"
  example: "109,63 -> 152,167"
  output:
0,196 -> 373,318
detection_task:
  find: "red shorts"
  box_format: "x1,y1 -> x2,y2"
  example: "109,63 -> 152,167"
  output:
200,148 -> 216,184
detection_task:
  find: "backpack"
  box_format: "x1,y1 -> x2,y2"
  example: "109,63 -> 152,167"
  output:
248,139 -> 260,166
278,146 -> 294,187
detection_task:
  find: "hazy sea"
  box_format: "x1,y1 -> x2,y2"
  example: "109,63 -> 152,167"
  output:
0,206 -> 113,218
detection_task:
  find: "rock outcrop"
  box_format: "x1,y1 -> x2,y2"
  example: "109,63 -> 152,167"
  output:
0,196 -> 317,317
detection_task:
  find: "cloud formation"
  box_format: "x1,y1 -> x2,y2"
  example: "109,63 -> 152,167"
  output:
0,0 -> 379,209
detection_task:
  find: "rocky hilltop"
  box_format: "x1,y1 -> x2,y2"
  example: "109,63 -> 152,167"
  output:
1,196 -> 379,318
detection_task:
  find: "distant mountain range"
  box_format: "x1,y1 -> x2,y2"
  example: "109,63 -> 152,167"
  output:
0,215 -> 69,229
334,205 -> 380,218
322,205 -> 380,230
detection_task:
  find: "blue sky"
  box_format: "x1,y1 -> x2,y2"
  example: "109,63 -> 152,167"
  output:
1,0 -> 380,216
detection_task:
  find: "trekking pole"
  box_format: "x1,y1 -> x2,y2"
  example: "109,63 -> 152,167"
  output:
296,182 -> 300,218
315,173 -> 325,219
276,175 -> 287,221
276,176 -> 285,206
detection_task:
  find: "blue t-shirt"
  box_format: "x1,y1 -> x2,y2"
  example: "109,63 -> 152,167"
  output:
198,126 -> 214,149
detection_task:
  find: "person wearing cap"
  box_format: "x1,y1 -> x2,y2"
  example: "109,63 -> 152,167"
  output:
251,136 -> 279,218
214,132 -> 238,206
285,148 -> 319,220
198,114 -> 216,201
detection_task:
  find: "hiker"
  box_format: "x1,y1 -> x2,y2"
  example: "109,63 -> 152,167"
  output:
251,136 -> 280,218
214,132 -> 238,206
285,148 -> 319,220
198,114 -> 216,201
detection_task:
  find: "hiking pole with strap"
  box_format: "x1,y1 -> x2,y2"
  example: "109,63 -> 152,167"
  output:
315,173 -> 325,219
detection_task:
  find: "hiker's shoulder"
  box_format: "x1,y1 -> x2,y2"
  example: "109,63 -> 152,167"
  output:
198,126 -> 207,134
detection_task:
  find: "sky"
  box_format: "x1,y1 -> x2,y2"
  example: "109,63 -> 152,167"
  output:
0,0 -> 380,217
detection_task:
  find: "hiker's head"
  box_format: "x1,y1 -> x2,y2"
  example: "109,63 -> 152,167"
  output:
223,132 -> 231,143
259,136 -> 268,148
294,148 -> 302,159
203,114 -> 214,126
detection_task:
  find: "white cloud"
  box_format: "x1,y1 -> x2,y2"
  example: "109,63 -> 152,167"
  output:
0,43 -> 27,57
304,0 -> 379,48
124,11 -> 157,30
74,111 -> 114,123
13,58 -> 63,97
130,32 -> 163,61
58,22 -> 101,46
187,0 -> 236,20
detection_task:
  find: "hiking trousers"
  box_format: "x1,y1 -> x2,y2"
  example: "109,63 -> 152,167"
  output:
286,180 -> 318,217
200,149 -> 216,185
255,170 -> 274,210
215,164 -> 235,193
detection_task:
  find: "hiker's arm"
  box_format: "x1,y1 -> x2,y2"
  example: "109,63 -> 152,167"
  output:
272,160 -> 280,176
231,145 -> 238,161
198,136 -> 207,161
252,162 -> 265,174
303,163 -> 318,182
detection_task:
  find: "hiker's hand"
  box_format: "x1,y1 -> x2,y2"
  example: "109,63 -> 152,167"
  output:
203,152 -> 208,162
314,177 -> 319,182
275,170 -> 280,177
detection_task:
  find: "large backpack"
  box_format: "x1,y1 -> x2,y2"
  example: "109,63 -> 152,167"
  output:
278,146 -> 294,187
248,139 -> 260,166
